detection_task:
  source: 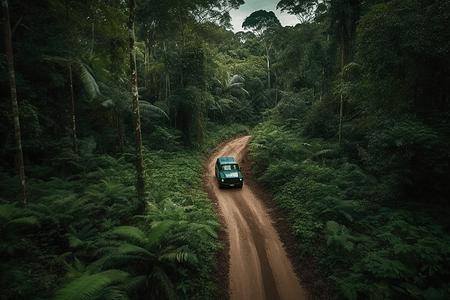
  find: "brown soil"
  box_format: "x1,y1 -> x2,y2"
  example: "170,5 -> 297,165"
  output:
203,136 -> 334,300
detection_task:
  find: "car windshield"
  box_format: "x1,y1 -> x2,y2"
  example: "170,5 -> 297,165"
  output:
222,164 -> 238,171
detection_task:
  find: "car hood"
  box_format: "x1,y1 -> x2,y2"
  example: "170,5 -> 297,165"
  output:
220,170 -> 242,179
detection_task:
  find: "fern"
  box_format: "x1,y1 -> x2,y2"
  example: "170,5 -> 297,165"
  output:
53,270 -> 129,300
114,226 -> 148,247
66,224 -> 99,249
325,221 -> 356,253
148,219 -> 177,245
158,245 -> 199,264
117,243 -> 155,258
151,266 -> 177,300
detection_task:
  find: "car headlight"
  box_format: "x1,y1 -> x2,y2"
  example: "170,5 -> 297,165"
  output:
240,178 -> 243,181
221,179 -> 224,182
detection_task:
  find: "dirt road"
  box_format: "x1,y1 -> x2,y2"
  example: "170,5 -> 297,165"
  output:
203,136 -> 307,300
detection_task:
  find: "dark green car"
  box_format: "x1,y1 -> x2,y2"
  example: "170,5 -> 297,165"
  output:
215,157 -> 243,188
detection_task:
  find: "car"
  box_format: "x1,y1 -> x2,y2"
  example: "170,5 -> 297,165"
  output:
215,157 -> 243,188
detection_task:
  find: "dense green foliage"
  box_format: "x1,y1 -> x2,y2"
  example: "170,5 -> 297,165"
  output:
2,0 -> 450,299
0,124 -> 247,300
1,0 -> 251,298
247,0 -> 450,299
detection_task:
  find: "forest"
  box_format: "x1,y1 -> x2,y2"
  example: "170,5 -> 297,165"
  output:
1,0 -> 450,299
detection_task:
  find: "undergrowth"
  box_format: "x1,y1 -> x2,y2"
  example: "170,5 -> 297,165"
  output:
0,123 -> 246,300
249,121 -> 450,300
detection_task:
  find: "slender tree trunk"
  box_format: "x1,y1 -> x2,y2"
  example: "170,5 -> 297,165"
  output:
117,111 -> 124,153
68,64 -> 78,153
338,29 -> 346,145
3,0 -> 26,206
64,1 -> 77,154
339,93 -> 343,144
129,0 -> 145,208
264,41 -> 271,90
265,54 -> 270,90
90,20 -> 94,56
144,40 -> 148,88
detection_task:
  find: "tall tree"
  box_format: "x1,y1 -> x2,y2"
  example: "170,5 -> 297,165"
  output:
330,0 -> 361,144
242,10 -> 282,35
277,0 -> 329,23
129,0 -> 145,208
64,1 -> 78,154
2,0 -> 26,206
277,0 -> 361,144
242,10 -> 281,89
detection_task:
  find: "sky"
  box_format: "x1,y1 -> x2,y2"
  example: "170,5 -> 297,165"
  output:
229,0 -> 299,32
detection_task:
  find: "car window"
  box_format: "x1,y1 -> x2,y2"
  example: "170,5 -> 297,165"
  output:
223,164 -> 238,171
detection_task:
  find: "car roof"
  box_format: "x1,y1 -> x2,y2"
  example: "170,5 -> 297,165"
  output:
217,157 -> 237,165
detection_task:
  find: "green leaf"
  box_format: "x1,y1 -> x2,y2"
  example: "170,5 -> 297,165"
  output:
7,216 -> 39,226
53,270 -> 129,300
114,226 -> 147,246
117,243 -> 154,258
148,219 -> 176,245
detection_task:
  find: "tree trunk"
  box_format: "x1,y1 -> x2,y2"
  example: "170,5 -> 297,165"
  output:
69,64 -> 78,153
129,0 -> 145,208
265,54 -> 270,90
338,29 -> 346,145
3,0 -> 26,206
264,40 -> 271,90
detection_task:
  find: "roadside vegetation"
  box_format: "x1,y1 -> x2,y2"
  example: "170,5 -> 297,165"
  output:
248,1 -> 450,299
1,0 -> 450,299
0,124 -> 246,300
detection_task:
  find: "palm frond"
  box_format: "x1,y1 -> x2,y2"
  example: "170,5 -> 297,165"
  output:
100,99 -> 115,108
229,74 -> 244,83
139,100 -> 170,120
79,63 -> 101,101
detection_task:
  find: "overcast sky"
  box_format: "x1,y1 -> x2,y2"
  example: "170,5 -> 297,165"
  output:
229,0 -> 299,32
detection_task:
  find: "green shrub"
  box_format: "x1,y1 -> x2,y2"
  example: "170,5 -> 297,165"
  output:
249,122 -> 450,300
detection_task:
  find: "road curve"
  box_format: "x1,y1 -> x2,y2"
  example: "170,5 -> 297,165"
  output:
204,136 -> 307,300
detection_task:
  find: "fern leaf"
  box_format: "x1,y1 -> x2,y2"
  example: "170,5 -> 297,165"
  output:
67,234 -> 84,248
100,286 -> 129,300
117,243 -> 154,258
114,226 -> 147,246
53,270 -> 128,300
120,275 -> 147,294
325,220 -> 340,236
151,266 -> 177,300
7,216 -> 39,226
148,220 -> 176,245
158,245 -> 198,264
0,203 -> 15,221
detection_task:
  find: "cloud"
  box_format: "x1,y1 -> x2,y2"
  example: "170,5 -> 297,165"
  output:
229,0 -> 299,32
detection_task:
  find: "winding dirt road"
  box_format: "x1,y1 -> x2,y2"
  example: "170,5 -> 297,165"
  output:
203,136 -> 307,300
